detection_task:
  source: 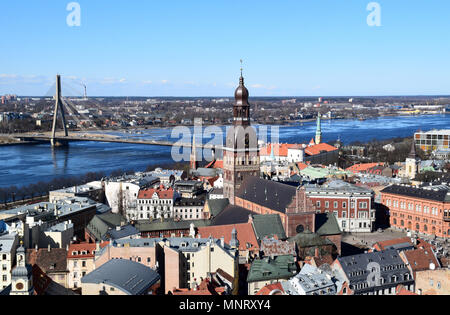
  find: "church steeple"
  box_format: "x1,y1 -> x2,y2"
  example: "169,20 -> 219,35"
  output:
233,60 -> 250,126
315,113 -> 322,145
10,241 -> 33,295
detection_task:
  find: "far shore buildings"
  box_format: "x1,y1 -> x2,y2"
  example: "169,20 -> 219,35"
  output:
381,184 -> 450,238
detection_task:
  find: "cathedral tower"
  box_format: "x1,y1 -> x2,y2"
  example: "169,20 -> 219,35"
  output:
223,64 -> 260,204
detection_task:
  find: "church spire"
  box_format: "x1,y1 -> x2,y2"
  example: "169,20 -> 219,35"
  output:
408,139 -> 418,160
233,60 -> 250,125
315,113 -> 322,145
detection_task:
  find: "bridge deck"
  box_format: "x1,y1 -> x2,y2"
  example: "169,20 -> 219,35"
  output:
16,136 -> 223,150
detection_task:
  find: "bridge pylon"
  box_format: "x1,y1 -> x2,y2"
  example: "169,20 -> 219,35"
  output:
51,75 -> 69,147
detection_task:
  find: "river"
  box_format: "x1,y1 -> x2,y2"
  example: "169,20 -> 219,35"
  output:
0,114 -> 448,188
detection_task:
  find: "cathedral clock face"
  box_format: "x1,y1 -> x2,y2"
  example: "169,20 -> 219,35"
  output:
16,282 -> 24,290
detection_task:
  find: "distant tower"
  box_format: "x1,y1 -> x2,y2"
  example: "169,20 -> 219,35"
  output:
223,61 -> 260,204
405,140 -> 420,180
315,113 -> 322,145
10,243 -> 33,295
190,135 -> 198,171
51,74 -> 69,147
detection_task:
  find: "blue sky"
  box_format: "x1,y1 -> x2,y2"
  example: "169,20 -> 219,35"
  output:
1,0 -> 449,96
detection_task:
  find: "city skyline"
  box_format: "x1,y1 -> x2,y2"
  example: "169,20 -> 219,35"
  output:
1,0 -> 450,96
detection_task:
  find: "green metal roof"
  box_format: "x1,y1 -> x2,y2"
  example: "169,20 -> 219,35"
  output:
247,255 -> 297,283
86,213 -> 127,241
135,219 -> 211,233
288,230 -> 334,248
315,213 -> 342,236
206,198 -> 229,217
252,214 -> 287,241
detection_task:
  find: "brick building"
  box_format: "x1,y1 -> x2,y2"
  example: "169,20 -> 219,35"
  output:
381,185 -> 450,238
304,180 -> 376,233
234,177 -> 342,253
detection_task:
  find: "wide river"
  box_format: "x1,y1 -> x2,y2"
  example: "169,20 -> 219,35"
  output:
0,114 -> 448,188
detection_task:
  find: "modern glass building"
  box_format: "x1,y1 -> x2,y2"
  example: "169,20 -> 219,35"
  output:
415,129 -> 450,152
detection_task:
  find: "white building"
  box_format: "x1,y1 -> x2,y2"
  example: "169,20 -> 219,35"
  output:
103,174 -> 160,215
133,188 -> 179,221
282,264 -> 336,295
0,230 -> 19,290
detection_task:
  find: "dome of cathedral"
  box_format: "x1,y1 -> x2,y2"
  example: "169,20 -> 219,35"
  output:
234,76 -> 249,107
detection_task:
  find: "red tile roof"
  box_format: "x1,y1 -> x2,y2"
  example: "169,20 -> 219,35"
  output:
346,162 -> 384,173
372,237 -> 434,252
297,162 -> 309,171
403,248 -> 440,273
260,144 -> 301,157
205,160 -> 224,169
197,222 -> 259,251
305,143 -> 338,156
67,242 -> 109,259
138,187 -> 174,199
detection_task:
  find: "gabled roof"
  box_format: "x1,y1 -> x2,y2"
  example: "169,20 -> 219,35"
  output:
135,219 -> 211,233
260,144 -> 300,157
401,248 -> 440,272
206,198 -> 229,217
252,214 -> 287,240
236,177 -> 297,214
211,205 -> 254,226
86,213 -> 127,241
288,230 -> 334,248
26,248 -> 68,274
138,187 -> 174,200
346,163 -> 385,173
197,222 -> 259,251
315,213 -> 342,236
247,255 -> 297,283
305,143 -> 338,156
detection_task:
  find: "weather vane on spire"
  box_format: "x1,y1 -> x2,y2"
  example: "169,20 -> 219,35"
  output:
240,59 -> 243,76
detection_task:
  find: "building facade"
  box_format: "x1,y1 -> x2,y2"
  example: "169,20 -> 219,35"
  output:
305,180 -> 376,233
381,185 -> 450,238
134,187 -> 177,220
415,129 -> 450,153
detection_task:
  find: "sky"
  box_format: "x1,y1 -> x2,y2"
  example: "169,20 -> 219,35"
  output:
0,0 -> 449,97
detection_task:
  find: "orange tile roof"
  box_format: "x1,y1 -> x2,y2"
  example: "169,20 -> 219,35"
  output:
197,222 -> 259,251
205,160 -> 223,169
260,143 -> 301,157
346,162 -> 384,173
403,248 -> 440,272
138,187 -> 174,199
297,162 -> 309,171
305,143 -> 338,156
